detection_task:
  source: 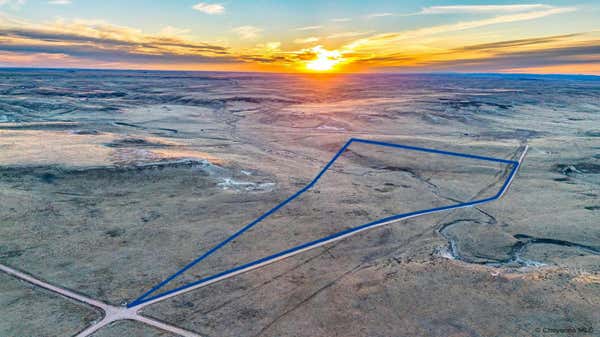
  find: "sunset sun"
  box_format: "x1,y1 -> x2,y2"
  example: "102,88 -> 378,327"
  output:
305,46 -> 343,72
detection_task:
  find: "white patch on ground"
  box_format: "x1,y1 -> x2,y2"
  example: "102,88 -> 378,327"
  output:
435,246 -> 457,260
317,124 -> 346,131
217,178 -> 275,192
514,255 -> 546,267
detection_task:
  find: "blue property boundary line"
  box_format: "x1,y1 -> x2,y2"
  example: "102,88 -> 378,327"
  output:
128,138 -> 519,307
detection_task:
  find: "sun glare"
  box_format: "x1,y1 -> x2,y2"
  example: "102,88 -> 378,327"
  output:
306,46 -> 343,72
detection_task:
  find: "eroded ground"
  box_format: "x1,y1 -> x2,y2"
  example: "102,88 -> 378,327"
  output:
0,70 -> 598,336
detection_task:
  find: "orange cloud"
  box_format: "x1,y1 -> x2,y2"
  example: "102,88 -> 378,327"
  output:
0,7 -> 598,75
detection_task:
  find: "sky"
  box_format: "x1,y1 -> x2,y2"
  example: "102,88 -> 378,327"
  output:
0,0 -> 599,74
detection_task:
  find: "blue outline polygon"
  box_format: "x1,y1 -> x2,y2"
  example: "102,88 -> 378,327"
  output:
128,138 -> 520,307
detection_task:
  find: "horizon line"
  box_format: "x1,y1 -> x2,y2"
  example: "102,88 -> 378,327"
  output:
0,66 -> 599,78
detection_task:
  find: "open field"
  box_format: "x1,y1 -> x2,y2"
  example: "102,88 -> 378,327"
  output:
0,70 -> 598,336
